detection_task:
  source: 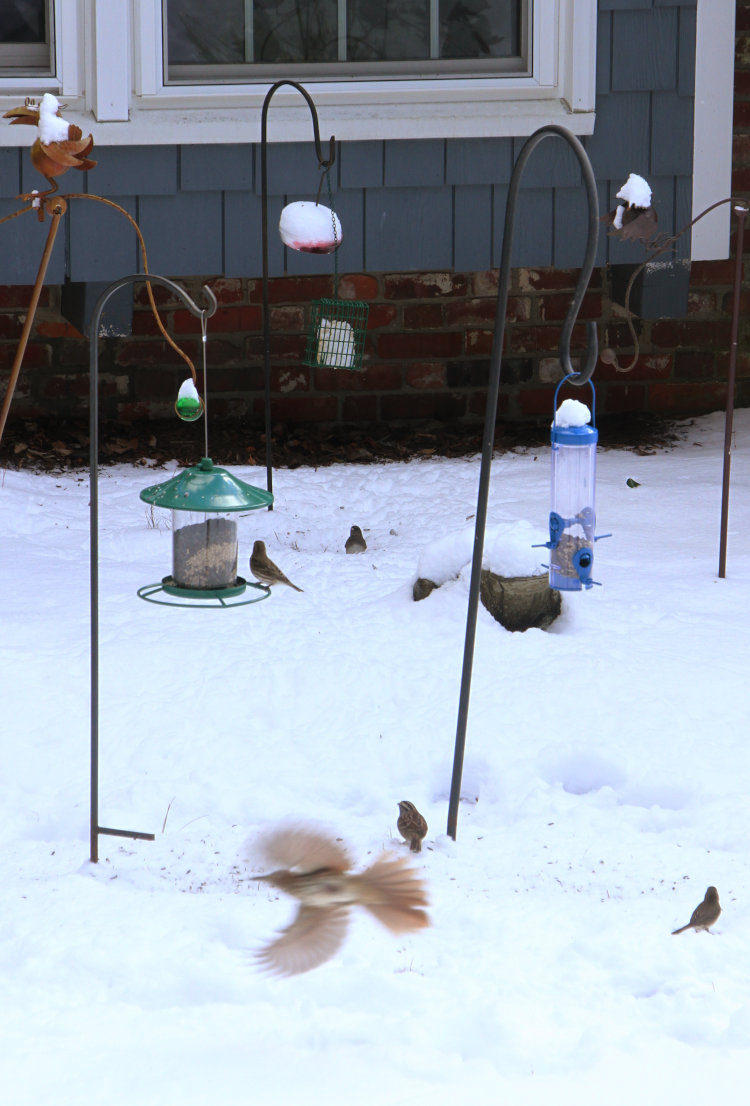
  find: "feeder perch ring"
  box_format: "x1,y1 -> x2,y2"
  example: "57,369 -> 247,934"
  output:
137,578 -> 271,608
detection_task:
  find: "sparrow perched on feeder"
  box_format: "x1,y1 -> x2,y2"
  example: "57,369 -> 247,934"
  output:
345,525 -> 367,554
3,93 -> 96,199
250,540 -> 303,592
251,825 -> 430,976
397,801 -> 428,853
671,886 -> 721,935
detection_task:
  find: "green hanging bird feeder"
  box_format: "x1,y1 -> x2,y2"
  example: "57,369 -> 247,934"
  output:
138,457 -> 273,607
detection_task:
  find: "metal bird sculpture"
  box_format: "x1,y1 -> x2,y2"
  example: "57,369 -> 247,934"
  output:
4,93 -> 96,199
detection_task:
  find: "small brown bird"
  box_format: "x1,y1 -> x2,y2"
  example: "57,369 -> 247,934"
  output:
4,93 -> 96,199
250,540 -> 303,592
345,525 -> 367,554
251,826 -> 429,976
672,886 -> 721,935
397,801 -> 428,853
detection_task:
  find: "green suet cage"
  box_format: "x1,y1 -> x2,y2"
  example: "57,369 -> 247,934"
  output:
304,297 -> 369,371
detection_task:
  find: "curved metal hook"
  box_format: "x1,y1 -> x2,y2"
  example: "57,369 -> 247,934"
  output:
447,125 -> 601,842
261,80 -> 336,168
89,273 -> 217,338
499,125 -> 599,385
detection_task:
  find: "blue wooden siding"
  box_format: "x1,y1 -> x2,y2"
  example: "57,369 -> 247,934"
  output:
0,0 -> 696,285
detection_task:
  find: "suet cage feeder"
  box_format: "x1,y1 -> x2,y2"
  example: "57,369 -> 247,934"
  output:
138,458 -> 273,607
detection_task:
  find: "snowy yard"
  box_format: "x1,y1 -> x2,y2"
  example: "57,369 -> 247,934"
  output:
2,408 -> 750,1104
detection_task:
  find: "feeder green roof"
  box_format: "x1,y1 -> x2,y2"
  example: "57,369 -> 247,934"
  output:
140,457 -> 273,512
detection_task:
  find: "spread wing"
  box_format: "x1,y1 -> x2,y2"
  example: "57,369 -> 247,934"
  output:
257,825 -> 350,873
255,904 -> 350,976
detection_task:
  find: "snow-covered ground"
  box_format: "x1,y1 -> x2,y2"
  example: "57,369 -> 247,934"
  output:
2,408 -> 749,1105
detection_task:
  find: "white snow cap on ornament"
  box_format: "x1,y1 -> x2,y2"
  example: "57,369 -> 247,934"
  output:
554,398 -> 591,428
177,378 -> 200,401
38,93 -> 71,144
279,201 -> 342,253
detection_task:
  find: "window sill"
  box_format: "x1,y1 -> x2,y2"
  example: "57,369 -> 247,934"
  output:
0,94 -> 595,147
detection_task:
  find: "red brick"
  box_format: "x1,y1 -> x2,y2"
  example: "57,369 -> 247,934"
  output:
383,272 -> 469,300
41,371 -> 96,399
735,100 -> 750,128
468,390 -> 510,418
471,271 -> 499,296
35,319 -> 85,339
315,362 -> 401,391
376,331 -> 462,359
517,268 -> 581,293
270,305 -> 304,332
341,394 -> 379,421
205,277 -> 244,304
686,291 -> 718,316
338,274 -> 379,301
647,381 -> 727,415
466,329 -> 495,356
0,341 -> 49,369
253,276 -> 334,305
403,303 -> 444,328
690,259 -> 738,286
674,351 -> 715,380
174,306 -> 261,334
651,319 -> 731,348
406,363 -> 447,389
0,285 -> 50,309
516,387 -> 560,417
537,292 -> 603,322
115,339 -> 197,368
261,395 -> 338,422
0,314 -> 25,338
735,70 -> 750,96
133,282 -> 182,308
131,309 -> 164,336
270,366 -> 310,393
245,334 -> 306,361
380,392 -> 466,420
366,303 -> 399,329
598,383 -> 647,415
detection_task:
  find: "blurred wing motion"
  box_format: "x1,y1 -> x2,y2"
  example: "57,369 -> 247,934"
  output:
259,825 -> 350,872
256,904 -> 350,977
251,825 -> 429,977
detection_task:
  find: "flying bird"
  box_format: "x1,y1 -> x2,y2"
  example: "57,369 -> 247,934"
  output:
4,93 -> 96,199
672,886 -> 721,935
345,525 -> 367,554
250,540 -> 303,592
251,825 -> 429,976
397,801 -> 428,853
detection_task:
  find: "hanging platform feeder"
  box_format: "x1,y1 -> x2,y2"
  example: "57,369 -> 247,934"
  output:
138,457 -> 273,606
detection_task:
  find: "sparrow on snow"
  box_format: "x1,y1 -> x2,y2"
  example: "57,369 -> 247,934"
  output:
397,801 -> 428,853
345,525 -> 367,554
671,886 -> 721,934
250,540 -> 303,592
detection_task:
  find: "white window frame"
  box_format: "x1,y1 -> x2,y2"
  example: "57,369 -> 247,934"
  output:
131,0 -> 598,140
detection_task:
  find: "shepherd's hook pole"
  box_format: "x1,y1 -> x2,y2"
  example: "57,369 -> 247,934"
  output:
89,274 -> 216,863
447,126 -> 599,840
261,81 -> 336,508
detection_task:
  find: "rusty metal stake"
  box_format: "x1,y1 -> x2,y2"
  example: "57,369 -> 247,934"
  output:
0,197 -> 66,447
718,203 -> 748,579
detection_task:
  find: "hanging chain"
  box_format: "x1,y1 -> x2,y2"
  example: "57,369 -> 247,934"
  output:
323,166 -> 339,299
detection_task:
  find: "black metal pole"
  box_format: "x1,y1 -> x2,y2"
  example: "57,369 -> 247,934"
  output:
718,203 -> 748,578
447,126 -> 600,840
89,274 -> 216,863
260,80 -> 336,508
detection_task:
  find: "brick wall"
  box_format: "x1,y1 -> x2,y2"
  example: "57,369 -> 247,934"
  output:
1,4 -> 748,430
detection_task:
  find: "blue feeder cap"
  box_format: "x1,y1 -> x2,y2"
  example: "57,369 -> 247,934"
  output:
139,457 -> 273,512
551,423 -> 599,446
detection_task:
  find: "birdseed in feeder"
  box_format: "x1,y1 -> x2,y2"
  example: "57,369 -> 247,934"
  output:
172,516 -> 238,590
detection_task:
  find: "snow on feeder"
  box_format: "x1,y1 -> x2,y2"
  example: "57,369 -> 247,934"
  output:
138,458 -> 273,606
279,200 -> 342,253
279,179 -> 368,372
175,376 -> 204,422
544,378 -> 607,590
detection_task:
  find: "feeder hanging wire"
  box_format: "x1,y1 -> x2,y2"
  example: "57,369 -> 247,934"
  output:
304,166 -> 369,372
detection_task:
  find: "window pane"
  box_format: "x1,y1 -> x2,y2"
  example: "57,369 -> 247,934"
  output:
166,0 -> 246,64
254,0 -> 338,64
440,0 -> 518,60
347,1 -> 430,63
0,1 -> 46,44
164,0 -> 525,78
